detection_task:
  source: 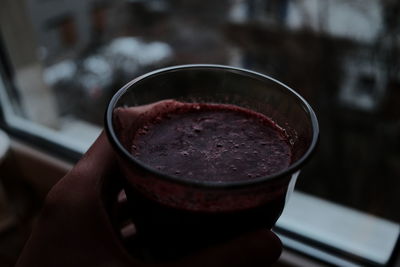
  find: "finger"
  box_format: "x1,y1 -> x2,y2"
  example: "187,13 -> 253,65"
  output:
74,100 -> 183,177
45,131 -> 120,209
113,99 -> 183,127
171,230 -> 282,267
113,99 -> 185,147
73,131 -> 117,178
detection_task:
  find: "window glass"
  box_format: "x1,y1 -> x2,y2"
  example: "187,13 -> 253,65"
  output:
1,0 -> 399,264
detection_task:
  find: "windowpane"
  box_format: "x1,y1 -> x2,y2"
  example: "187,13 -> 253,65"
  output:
1,0 -> 399,264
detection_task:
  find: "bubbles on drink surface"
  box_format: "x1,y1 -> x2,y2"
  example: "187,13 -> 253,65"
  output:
129,102 -> 292,182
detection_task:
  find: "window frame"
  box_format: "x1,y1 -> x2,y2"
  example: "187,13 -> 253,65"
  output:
0,36 -> 81,162
274,191 -> 400,266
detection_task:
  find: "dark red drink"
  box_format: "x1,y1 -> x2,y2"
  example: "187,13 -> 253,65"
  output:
130,103 -> 292,182
106,65 -> 318,262
115,101 -> 292,260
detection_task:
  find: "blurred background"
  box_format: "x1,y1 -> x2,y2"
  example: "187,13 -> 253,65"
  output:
0,0 -> 399,266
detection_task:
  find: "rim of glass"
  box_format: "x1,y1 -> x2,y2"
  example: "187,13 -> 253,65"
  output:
105,64 -> 319,189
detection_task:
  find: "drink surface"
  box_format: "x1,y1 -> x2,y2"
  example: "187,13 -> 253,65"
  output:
131,102 -> 292,182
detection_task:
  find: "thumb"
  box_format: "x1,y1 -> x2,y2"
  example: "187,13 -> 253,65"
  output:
172,230 -> 282,267
113,99 -> 184,148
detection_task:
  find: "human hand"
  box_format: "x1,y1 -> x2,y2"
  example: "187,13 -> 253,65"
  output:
16,101 -> 282,267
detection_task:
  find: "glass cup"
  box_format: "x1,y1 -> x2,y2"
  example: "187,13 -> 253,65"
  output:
105,64 -> 319,261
